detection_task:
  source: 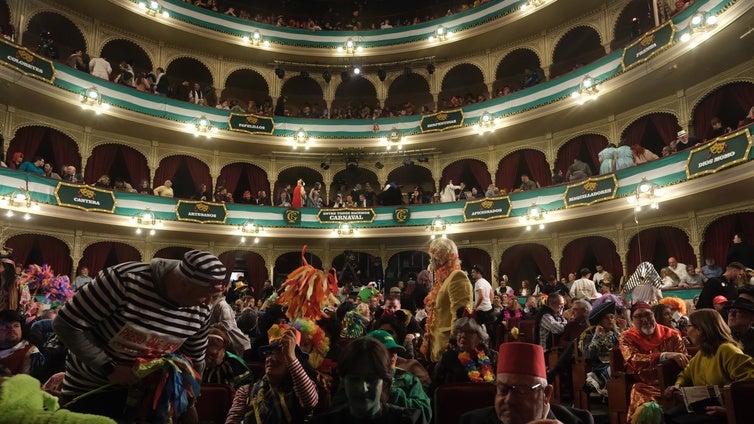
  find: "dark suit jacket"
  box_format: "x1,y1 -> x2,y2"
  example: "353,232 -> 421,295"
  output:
460,404 -> 594,424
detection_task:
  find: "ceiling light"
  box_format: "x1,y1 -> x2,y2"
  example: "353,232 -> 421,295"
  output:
627,178 -> 662,211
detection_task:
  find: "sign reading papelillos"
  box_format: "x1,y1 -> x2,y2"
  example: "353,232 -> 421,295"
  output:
175,200 -> 227,224
462,197 -> 511,222
227,113 -> 275,135
317,208 -> 376,223
54,183 -> 116,213
686,129 -> 753,179
420,109 -> 464,133
0,38 -> 56,83
621,20 -> 675,71
563,175 -> 618,208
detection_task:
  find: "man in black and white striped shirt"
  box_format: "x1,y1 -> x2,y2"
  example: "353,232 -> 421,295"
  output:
54,250 -> 227,421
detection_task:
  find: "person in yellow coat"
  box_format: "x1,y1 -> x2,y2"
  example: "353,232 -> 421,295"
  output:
420,238 -> 473,363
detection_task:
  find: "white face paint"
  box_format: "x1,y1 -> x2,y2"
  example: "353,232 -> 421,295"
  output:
344,374 -> 383,418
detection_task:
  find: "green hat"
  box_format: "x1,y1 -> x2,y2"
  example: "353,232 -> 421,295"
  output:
366,329 -> 405,352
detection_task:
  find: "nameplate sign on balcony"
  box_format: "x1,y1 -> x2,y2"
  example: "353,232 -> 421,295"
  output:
227,113 -> 275,135
317,208 -> 376,224
462,197 -> 511,222
175,200 -> 228,224
393,207 -> 411,224
686,129 -> 753,179
420,109 -> 464,133
621,20 -> 675,71
54,183 -> 115,213
0,38 -> 56,84
563,175 -> 618,208
283,208 -> 302,225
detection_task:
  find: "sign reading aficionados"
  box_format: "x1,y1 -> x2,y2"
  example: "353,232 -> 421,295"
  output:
686,129 -> 753,179
462,197 -> 511,222
227,113 -> 275,135
621,20 -> 675,71
175,200 -> 228,224
0,38 -> 56,83
420,109 -> 464,133
563,175 -> 618,208
317,208 -> 376,223
54,183 -> 116,213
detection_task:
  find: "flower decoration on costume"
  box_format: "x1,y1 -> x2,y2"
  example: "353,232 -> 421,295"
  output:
276,245 -> 339,321
419,243 -> 461,358
20,264 -> 74,303
291,318 -> 330,369
458,348 -> 494,383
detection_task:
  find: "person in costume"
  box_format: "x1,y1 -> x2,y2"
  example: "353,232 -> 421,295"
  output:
579,300 -> 620,396
420,238 -> 473,363
618,301 -> 688,422
202,327 -> 253,390
0,250 -> 26,313
0,310 -> 45,377
226,324 -> 319,424
292,179 -> 305,208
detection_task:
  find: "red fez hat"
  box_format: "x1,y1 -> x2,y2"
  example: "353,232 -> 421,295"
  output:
497,342 -> 546,378
631,301 -> 651,316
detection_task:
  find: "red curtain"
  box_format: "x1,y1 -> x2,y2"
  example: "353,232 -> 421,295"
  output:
621,117 -> 649,146
7,127 -> 81,172
243,252 -> 268,298
650,113 -> 682,145
466,160 -> 492,190
499,244 -> 555,280
459,248 -> 491,274
439,161 -> 464,188
6,234 -> 71,277
583,134 -> 608,170
523,149 -> 551,186
219,163 -> 271,196
247,164 -> 271,195
702,213 -> 754,268
555,138 -> 582,175
153,246 -> 192,260
219,163 -> 245,194
627,229 -> 659,272
693,90 -> 723,141
627,227 -> 695,271
218,251 -> 238,283
559,237 -> 623,282
79,242 -> 141,275
118,145 -> 150,186
184,156 -> 212,195
46,129 -> 81,173
495,153 -> 520,192
7,126 -> 46,167
84,145 -> 119,184
153,156 -> 181,188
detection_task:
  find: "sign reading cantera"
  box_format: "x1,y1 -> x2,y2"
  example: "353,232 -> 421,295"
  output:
227,113 -> 275,135
175,200 -> 227,224
563,175 -> 618,208
686,129 -> 753,179
54,183 -> 115,213
317,208 -> 376,223
621,20 -> 675,71
420,109 -> 464,133
462,197 -> 511,222
0,38 -> 56,83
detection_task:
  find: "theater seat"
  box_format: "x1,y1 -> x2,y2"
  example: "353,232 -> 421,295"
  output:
434,382 -> 496,424
723,380 -> 754,424
195,384 -> 234,424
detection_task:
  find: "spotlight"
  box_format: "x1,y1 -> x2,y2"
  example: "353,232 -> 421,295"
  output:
323,71 -> 331,83
320,162 -> 330,170
275,67 -> 285,79
353,66 -> 361,75
377,68 -> 387,81
300,70 -> 310,78
426,63 -> 435,74
375,162 -> 384,169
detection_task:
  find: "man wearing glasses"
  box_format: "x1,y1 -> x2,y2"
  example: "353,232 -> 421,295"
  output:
618,302 -> 688,421
461,342 -> 592,423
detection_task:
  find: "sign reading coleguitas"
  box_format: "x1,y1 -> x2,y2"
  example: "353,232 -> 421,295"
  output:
462,197 -> 511,222
175,200 -> 227,224
0,38 -> 56,83
621,20 -> 675,71
686,128 -> 753,179
563,175 -> 618,208
227,113 -> 275,135
317,208 -> 376,223
420,109 -> 464,133
54,183 -> 116,213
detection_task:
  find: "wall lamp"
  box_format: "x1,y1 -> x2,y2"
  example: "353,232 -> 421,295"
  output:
130,208 -> 163,235
333,222 -> 359,237
138,0 -> 169,18
80,87 -> 110,114
519,203 -> 547,231
428,26 -> 452,42
427,216 -> 449,239
289,128 -> 313,150
243,30 -> 270,47
570,75 -> 599,104
337,38 -> 363,54
680,11 -> 718,43
627,178 -> 663,212
188,115 -> 218,138
473,111 -> 500,134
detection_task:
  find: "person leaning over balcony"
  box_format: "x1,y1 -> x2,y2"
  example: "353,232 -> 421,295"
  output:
630,144 -> 659,165
517,174 -> 539,191
153,179 -> 174,198
88,56 -> 111,80
18,156 -> 45,176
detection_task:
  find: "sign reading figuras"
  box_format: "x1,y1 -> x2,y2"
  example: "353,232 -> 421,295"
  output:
462,197 -> 511,222
317,208 -> 376,224
0,38 -> 56,83
227,113 -> 275,135
420,109 -> 464,133
563,175 -> 618,208
175,200 -> 228,224
54,183 -> 116,213
686,129 -> 753,179
621,20 -> 675,71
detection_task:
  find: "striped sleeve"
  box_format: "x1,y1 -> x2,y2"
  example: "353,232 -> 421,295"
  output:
225,384 -> 250,424
288,359 -> 318,411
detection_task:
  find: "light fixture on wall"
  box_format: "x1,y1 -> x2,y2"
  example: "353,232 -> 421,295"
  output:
138,0 -> 169,18
570,75 -> 599,104
238,219 -> 264,244
289,128 -> 313,149
333,222 -> 359,237
243,30 -> 270,47
473,111 -> 500,134
520,0 -> 547,12
0,182 -> 41,220
428,26 -> 452,42
427,216 -> 448,239
80,87 -> 110,114
337,38 -> 363,54
519,203 -> 546,231
380,128 -> 405,150
187,115 -> 218,138
627,178 -> 663,212
130,208 -> 163,235
680,11 -> 718,43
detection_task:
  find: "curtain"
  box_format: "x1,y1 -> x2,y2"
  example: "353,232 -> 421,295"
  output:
466,160 -> 492,190
727,82 -> 754,116
657,227 -> 695,266
523,149 -> 551,186
439,161 -> 464,188
693,90 -> 723,141
184,156 -> 212,195
6,234 -> 71,277
650,113 -> 681,145
627,229 -> 659,272
244,252 -> 268,299
621,117 -> 649,146
459,248 -> 491,274
47,129 -> 81,172
499,244 -> 555,280
5,234 -> 35,268
114,243 -> 141,263
79,242 -> 114,275
247,164 -> 271,196
219,163 -> 244,194
218,251 -> 238,284
703,213 -> 754,268
496,153 -> 520,193
7,126 -> 46,168
153,156 -> 181,188
583,134 -> 608,170
555,138 -> 582,175
560,237 -> 623,282
118,145 -> 150,186
84,145 -> 119,184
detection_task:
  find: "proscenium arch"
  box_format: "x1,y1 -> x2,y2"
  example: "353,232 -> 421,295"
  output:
550,25 -> 605,79
495,48 -> 542,92
385,73 -> 433,113
386,164 -> 434,201
280,74 -> 325,116
439,63 -> 487,103
223,68 -> 272,109
499,243 -> 556,292
99,38 -> 154,76
332,75 -> 378,111
22,10 -> 87,61
329,167 -> 379,203
273,251 -> 323,285
385,250 -> 430,287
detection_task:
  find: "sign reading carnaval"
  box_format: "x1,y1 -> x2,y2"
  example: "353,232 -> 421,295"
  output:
227,113 -> 275,135
283,208 -> 301,225
462,196 -> 511,222
563,175 -> 618,208
686,129 -> 753,179
621,20 -> 675,71
419,109 -> 464,133
0,38 -> 56,83
317,208 -> 376,224
393,207 -> 410,223
175,200 -> 227,224
54,183 -> 116,213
